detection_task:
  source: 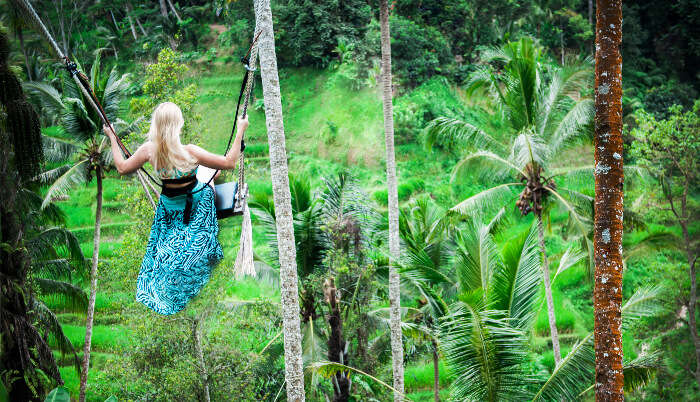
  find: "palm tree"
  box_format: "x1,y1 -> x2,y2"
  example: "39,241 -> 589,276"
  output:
403,211 -> 542,401
252,0 -> 305,399
0,25 -> 60,399
378,1 -> 405,398
398,198 -> 452,402
25,52 -> 131,402
403,210 -> 658,400
254,173 -> 385,401
427,37 -> 594,365
592,0 -> 625,399
21,190 -> 88,374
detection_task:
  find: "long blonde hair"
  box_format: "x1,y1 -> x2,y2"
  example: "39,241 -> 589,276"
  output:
148,102 -> 196,173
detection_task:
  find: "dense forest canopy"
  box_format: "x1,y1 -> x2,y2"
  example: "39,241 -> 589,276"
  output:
0,0 -> 698,401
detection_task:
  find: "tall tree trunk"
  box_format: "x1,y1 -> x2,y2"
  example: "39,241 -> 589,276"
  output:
191,319 -> 211,402
536,213 -> 561,365
379,1 -> 405,400
432,339 -> 439,402
589,0 -> 594,26
79,167 -> 103,402
158,0 -> 168,18
325,278 -> 350,402
674,184 -> 700,384
17,28 -> 32,81
126,6 -> 138,40
127,2 -> 148,36
166,0 -> 182,22
593,0 -> 624,400
253,0 -> 305,399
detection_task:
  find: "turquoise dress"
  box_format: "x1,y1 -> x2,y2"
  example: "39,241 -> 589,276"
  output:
136,175 -> 223,315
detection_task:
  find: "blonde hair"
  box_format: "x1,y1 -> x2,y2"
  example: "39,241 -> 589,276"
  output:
148,102 -> 196,173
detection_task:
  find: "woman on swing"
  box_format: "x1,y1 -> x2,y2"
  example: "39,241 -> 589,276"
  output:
104,102 -> 249,315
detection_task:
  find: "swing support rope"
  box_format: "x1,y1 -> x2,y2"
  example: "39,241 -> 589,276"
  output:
11,0 -> 260,212
10,0 -> 160,206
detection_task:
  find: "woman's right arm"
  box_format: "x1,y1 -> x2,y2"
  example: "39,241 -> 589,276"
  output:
104,125 -> 152,175
186,116 -> 249,170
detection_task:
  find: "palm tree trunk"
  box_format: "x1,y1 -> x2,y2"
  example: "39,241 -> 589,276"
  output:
379,1 -> 405,400
79,166 -> 103,402
253,0 -> 305,399
158,0 -> 169,18
191,318 -> 211,402
17,28 -> 32,81
432,339 -> 440,402
536,213 -> 561,366
126,7 -> 138,40
593,0 -> 624,400
166,0 -> 182,22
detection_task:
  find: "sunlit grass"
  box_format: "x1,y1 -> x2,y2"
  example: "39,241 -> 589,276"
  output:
60,324 -> 133,352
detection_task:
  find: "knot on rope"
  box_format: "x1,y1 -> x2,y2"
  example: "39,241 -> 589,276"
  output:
64,59 -> 78,77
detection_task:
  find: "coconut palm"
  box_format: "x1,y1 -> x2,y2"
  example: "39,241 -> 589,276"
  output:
402,209 -> 658,400
398,199 -> 452,402
427,37 -> 595,365
24,52 -> 131,402
403,212 -> 541,401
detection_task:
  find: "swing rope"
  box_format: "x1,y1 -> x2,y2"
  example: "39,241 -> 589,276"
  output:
12,0 -> 259,210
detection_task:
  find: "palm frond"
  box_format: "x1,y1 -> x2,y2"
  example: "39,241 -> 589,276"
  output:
511,132 -> 550,169
553,245 -> 586,281
621,352 -> 661,392
621,286 -> 663,330
102,67 -> 131,121
41,135 -> 79,163
301,318 -> 326,364
451,183 -> 522,216
453,219 -> 502,295
22,81 -> 66,120
29,299 -> 80,374
452,151 -> 526,183
440,302 -> 530,401
34,278 -> 88,312
425,116 -> 503,153
548,98 -> 594,155
492,225 -> 542,331
27,226 -> 86,274
41,159 -> 89,208
532,286 -> 662,400
307,361 -> 411,400
531,333 -> 594,401
62,97 -> 97,141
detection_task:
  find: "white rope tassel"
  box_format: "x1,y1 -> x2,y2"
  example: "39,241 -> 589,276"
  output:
234,198 -> 255,278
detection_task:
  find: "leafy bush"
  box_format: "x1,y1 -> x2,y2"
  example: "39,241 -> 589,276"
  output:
362,17 -> 452,86
644,81 -> 698,119
129,48 -> 202,144
273,0 -> 372,67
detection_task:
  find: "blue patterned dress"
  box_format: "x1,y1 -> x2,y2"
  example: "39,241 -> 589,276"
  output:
136,181 -> 223,315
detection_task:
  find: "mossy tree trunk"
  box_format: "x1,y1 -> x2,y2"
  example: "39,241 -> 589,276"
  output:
593,0 -> 624,400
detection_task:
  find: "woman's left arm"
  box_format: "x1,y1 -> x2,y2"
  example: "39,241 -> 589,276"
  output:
104,125 -> 151,175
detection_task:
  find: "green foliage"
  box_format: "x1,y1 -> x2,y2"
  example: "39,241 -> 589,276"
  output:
630,103 -> 699,192
643,82 -> 699,119
272,0 -> 372,67
129,48 -> 201,143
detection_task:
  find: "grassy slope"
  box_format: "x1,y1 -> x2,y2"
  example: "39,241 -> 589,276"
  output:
48,63 -> 609,400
